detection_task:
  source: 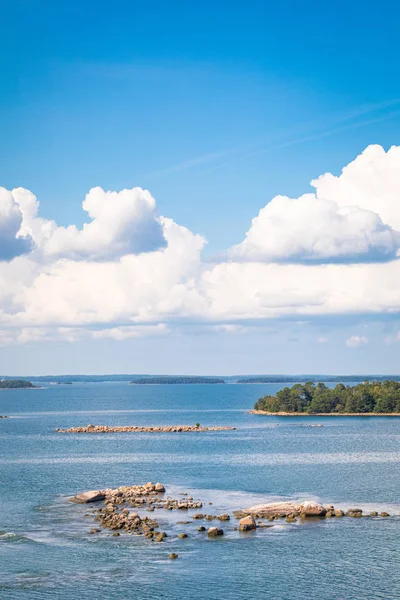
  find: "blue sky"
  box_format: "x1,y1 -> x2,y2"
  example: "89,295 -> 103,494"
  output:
1,0 -> 400,374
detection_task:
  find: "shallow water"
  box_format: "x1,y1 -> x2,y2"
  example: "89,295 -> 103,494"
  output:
0,382 -> 399,599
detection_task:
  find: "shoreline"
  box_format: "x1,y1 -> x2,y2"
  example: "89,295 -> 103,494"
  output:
250,410 -> 400,417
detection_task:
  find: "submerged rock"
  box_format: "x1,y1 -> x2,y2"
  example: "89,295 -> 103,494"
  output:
208,527 -> 224,537
347,509 -> 363,518
285,516 -> 297,523
169,553 -> 179,559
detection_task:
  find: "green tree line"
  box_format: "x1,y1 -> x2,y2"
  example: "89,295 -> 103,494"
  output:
254,381 -> 400,413
0,379 -> 35,389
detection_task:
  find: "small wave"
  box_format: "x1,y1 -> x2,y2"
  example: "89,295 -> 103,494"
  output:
0,531 -> 27,543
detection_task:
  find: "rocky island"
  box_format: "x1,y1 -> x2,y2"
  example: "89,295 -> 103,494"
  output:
57,424 -> 236,433
68,481 -> 391,555
253,380 -> 400,415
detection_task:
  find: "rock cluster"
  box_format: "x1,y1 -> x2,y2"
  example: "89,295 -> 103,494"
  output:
70,482 -> 206,542
57,424 -> 236,434
70,482 -> 391,557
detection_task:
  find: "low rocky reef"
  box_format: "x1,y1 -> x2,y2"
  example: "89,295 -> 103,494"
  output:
233,501 -> 390,520
69,484 -> 391,560
57,424 -> 236,433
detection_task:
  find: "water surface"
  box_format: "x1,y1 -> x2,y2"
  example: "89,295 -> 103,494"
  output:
0,382 -> 399,599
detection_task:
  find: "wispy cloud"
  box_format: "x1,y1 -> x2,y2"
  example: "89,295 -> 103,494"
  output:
208,105 -> 400,173
144,97 -> 400,179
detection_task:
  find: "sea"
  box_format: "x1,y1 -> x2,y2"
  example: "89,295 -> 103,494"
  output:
0,382 -> 399,599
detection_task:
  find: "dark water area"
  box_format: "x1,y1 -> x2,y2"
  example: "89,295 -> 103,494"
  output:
0,382 -> 399,599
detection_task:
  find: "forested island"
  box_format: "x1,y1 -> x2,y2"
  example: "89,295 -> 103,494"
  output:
253,381 -> 400,414
131,376 -> 225,384
0,379 -> 36,389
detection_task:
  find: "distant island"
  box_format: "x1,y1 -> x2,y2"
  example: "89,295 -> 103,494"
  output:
0,379 -> 36,389
253,381 -> 400,414
241,375 -> 400,384
1,373 -> 399,384
131,376 -> 225,384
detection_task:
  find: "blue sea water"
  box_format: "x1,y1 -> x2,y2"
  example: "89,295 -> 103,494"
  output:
0,382 -> 399,600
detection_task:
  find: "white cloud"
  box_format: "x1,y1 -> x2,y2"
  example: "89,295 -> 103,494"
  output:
0,187 -> 33,260
345,336 -> 369,348
92,324 -> 170,340
313,144 -> 400,230
317,337 -> 329,343
230,194 -> 400,263
12,186 -> 166,261
1,145 -> 400,345
230,145 -> 400,264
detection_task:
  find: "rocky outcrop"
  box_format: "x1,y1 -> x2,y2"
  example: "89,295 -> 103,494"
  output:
236,501 -> 326,519
57,424 -> 236,434
239,515 -> 256,531
70,490 -> 106,503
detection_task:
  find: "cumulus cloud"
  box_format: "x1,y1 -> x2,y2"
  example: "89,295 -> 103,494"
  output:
230,144 -> 400,264
0,187 -> 33,260
12,186 -> 166,261
346,336 -> 369,348
230,194 -> 400,263
313,144 -> 400,230
1,144 -> 400,345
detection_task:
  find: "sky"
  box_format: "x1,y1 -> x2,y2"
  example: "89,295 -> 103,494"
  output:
1,0 -> 400,375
